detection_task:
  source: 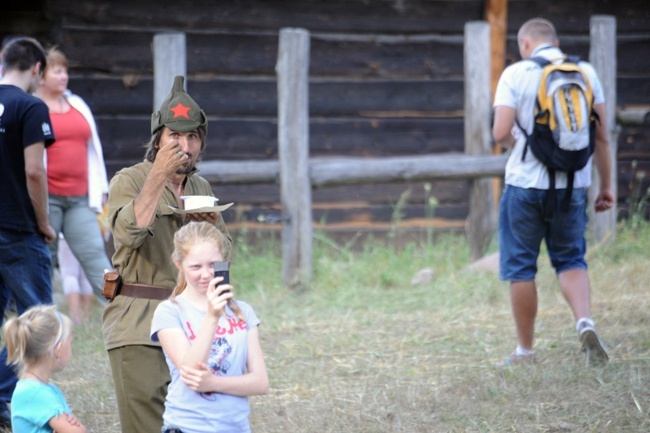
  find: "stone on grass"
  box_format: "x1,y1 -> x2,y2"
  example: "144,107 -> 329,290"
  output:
468,252 -> 499,275
411,268 -> 435,285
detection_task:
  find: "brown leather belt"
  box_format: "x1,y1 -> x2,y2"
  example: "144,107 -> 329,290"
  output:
119,283 -> 171,301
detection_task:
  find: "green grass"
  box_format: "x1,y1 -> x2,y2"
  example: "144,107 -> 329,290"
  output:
50,221 -> 650,432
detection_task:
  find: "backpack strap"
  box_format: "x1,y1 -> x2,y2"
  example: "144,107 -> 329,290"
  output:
517,57 -> 550,163
514,118 -> 529,162
558,54 -> 581,214
529,56 -> 550,68
562,171 -> 575,213
545,170 -> 575,221
545,169 -> 556,221
542,149 -> 575,220
564,54 -> 581,64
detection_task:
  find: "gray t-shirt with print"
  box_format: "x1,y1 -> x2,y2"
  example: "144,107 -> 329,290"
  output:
151,297 -> 260,433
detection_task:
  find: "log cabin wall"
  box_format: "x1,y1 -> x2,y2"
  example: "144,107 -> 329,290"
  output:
2,0 -> 649,237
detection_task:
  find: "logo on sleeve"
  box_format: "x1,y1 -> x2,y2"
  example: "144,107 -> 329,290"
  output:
42,122 -> 52,136
0,104 -> 4,118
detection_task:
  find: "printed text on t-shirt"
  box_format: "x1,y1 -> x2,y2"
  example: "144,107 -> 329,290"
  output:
185,317 -> 247,340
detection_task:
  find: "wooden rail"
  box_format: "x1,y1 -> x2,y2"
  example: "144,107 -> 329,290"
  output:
199,154 -> 509,186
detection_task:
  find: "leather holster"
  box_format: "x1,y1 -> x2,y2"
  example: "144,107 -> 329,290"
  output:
102,270 -> 122,301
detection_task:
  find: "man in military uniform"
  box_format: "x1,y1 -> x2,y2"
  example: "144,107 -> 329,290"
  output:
103,76 -> 232,433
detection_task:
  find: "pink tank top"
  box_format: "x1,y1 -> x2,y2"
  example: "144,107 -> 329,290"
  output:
46,106 -> 91,196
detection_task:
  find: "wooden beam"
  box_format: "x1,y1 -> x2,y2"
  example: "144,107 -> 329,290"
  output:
198,153 -> 508,186
464,21 -> 495,261
152,32 -> 186,111
588,16 -> 618,242
311,154 -> 506,187
617,107 -> 650,126
276,28 -> 313,290
485,0 -> 508,216
485,0 -> 508,105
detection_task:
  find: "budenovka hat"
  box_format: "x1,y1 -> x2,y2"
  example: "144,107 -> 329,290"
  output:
151,75 -> 207,135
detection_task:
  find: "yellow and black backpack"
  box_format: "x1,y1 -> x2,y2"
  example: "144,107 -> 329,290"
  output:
516,55 -> 599,220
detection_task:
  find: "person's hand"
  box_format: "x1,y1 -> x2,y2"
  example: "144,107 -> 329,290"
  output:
594,189 -> 615,213
206,276 -> 233,319
155,136 -> 189,177
39,224 -> 56,244
64,413 -> 82,427
180,363 -> 216,393
186,211 -> 218,224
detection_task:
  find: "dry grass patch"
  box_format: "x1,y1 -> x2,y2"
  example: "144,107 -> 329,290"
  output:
46,224 -> 650,432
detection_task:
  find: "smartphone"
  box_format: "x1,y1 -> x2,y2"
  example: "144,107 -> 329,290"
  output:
213,261 -> 230,293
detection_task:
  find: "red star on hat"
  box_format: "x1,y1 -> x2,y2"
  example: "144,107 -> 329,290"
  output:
170,102 -> 191,119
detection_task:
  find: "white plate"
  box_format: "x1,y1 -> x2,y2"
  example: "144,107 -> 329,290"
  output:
169,202 -> 234,215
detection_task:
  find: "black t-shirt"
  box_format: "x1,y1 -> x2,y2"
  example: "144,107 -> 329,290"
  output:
0,84 -> 55,232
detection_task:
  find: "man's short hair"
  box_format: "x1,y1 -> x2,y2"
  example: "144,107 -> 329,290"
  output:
1,37 -> 47,74
518,18 -> 557,45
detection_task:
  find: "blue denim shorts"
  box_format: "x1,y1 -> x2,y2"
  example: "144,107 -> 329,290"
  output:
498,185 -> 588,281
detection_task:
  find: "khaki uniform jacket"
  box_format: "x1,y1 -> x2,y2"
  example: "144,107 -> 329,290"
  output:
102,160 -> 232,350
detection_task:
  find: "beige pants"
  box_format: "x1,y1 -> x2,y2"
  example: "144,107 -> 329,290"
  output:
108,345 -> 170,433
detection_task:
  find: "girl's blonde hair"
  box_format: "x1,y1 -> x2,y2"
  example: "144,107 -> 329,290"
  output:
170,222 -> 243,320
3,305 -> 72,376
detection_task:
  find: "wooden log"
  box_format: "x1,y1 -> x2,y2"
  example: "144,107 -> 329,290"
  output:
50,0 -> 648,36
196,157 -> 645,212
309,154 -> 507,187
198,153 -> 508,186
485,0 -> 508,103
62,28 -> 466,78
152,32 -> 186,111
71,75 -> 466,117
464,21 -> 495,261
276,28 -> 313,290
96,116 -> 467,164
617,108 -> 650,126
618,77 -> 650,107
70,73 -> 648,120
485,0 -> 508,222
507,1 -> 646,33
199,160 -> 280,184
203,180 -> 469,207
588,16 -> 617,242
59,27 -> 650,80
51,0 -> 486,34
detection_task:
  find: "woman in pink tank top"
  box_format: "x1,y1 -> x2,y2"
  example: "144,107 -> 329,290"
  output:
34,47 -> 112,324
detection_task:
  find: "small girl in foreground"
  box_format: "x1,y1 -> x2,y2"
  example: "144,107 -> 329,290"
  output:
151,222 -> 269,433
3,305 -> 87,433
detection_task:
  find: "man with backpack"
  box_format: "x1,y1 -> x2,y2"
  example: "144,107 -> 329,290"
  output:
492,18 -> 614,366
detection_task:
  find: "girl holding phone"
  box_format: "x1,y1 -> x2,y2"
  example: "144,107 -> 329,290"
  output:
151,222 -> 268,433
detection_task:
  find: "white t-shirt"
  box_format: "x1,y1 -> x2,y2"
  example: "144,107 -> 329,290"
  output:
493,44 -> 605,189
151,297 -> 260,433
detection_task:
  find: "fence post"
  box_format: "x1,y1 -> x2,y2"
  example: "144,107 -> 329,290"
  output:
153,32 -> 186,110
464,21 -> 495,261
588,15 -> 618,242
276,28 -> 313,290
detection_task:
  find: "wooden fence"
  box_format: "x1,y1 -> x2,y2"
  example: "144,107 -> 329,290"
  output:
153,16 -> 618,289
